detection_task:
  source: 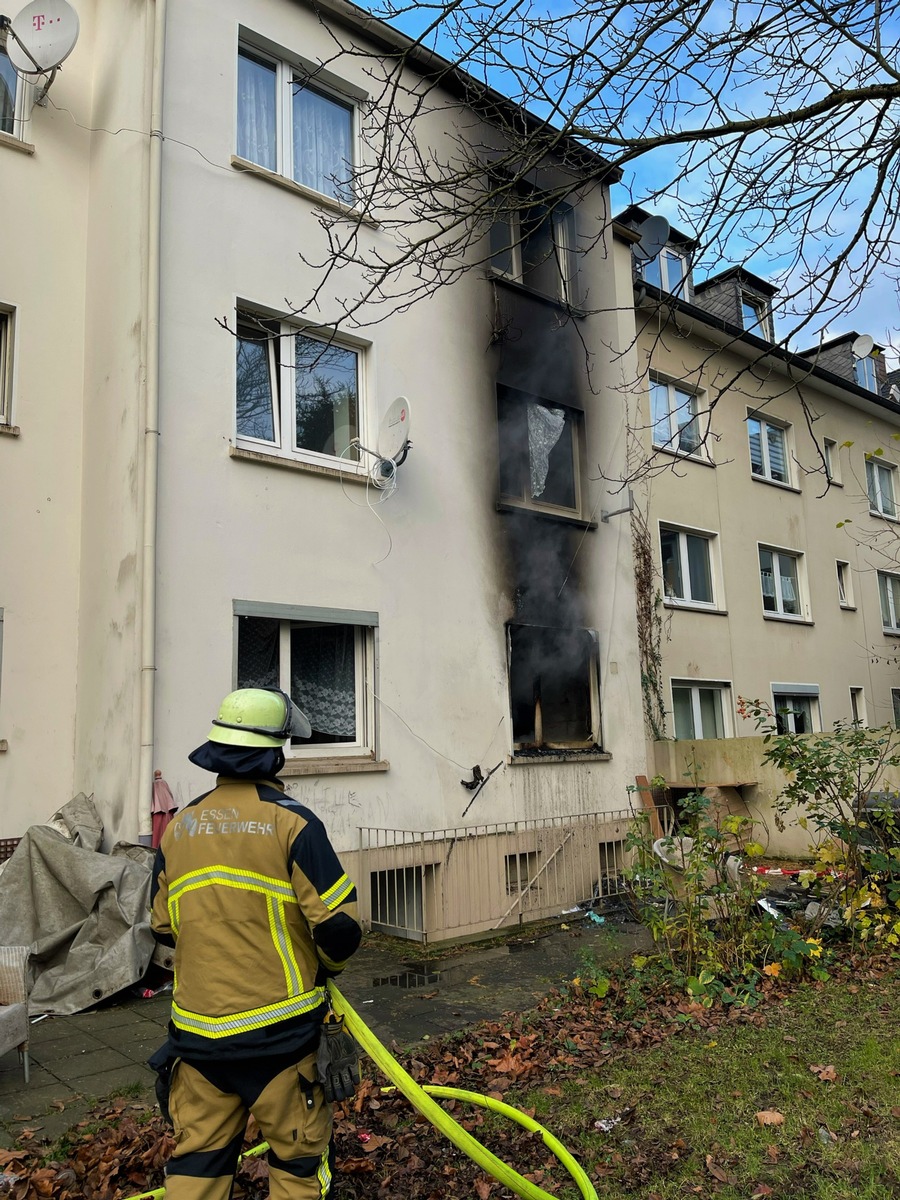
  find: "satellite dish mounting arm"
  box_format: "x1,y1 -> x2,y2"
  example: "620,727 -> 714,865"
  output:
0,14 -> 43,72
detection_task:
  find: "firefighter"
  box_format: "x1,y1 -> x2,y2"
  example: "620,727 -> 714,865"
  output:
149,687 -> 362,1200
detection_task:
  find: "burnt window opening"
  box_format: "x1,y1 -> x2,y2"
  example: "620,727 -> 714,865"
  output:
507,623 -> 601,753
497,386 -> 581,515
505,850 -> 540,896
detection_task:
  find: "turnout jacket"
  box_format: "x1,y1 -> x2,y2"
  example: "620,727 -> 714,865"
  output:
151,776 -> 361,1059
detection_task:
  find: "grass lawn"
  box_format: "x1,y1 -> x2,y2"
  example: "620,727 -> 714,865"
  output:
517,969 -> 900,1199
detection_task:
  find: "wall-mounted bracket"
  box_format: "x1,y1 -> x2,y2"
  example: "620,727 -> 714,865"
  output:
601,488 -> 634,523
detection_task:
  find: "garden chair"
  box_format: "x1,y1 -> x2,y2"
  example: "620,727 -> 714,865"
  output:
0,945 -> 31,1083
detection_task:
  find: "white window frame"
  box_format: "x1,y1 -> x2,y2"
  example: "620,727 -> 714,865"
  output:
234,309 -> 369,473
771,685 -> 820,734
236,39 -> 358,205
747,411 -> 791,485
836,560 -> 854,609
660,524 -> 719,609
650,377 -> 704,458
878,570 -> 900,634
855,355 -> 878,392
866,457 -> 897,519
642,247 -> 687,296
670,679 -> 732,740
741,294 -> 769,338
758,544 -> 807,620
849,687 -> 867,727
233,602 -> 377,760
0,307 -> 13,426
489,192 -> 577,303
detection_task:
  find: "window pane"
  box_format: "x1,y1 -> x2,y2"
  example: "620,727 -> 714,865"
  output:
880,465 -> 895,517
866,459 -> 878,509
237,49 -> 277,171
521,204 -> 560,296
778,554 -> 800,614
686,534 -> 712,603
661,530 -> 683,599
748,418 -> 764,475
892,689 -> 900,729
651,382 -> 671,446
236,325 -> 276,441
741,298 -> 763,333
855,356 -> 877,391
293,84 -> 353,204
759,548 -> 776,611
294,335 -> 359,458
879,573 -> 893,626
237,616 -> 280,689
766,424 -> 787,482
497,390 -> 527,499
662,250 -> 684,294
0,46 -> 16,137
290,625 -> 356,743
675,388 -> 700,453
489,213 -> 516,277
642,256 -> 662,289
890,576 -> 900,628
698,688 -> 724,738
672,688 -> 695,739
837,563 -> 847,605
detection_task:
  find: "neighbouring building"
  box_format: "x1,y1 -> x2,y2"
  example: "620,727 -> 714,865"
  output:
619,206 -> 900,851
1,0 -> 647,939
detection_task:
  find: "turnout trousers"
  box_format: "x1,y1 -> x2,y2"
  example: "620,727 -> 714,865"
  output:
164,1048 -> 333,1200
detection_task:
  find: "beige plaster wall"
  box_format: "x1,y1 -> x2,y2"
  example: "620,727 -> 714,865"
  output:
149,0 -> 646,851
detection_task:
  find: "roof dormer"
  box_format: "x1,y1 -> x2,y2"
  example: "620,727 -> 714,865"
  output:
798,332 -> 887,395
692,267 -> 778,342
616,205 -> 698,301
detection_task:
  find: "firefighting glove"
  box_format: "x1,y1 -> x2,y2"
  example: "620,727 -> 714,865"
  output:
316,1013 -> 360,1102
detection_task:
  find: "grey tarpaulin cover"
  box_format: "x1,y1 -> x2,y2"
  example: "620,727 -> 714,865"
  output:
0,794 -> 156,1015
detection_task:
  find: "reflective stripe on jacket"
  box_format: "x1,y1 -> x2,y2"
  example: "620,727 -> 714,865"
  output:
151,777 -> 361,1056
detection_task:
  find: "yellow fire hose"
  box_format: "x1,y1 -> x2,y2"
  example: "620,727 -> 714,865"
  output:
125,981 -> 597,1200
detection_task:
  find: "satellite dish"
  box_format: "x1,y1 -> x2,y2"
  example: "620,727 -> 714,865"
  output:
377,396 -> 411,462
633,215 -> 671,264
851,334 -> 874,359
6,0 -> 80,74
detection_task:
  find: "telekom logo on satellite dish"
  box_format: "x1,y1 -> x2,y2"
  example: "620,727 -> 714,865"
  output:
6,0 -> 80,75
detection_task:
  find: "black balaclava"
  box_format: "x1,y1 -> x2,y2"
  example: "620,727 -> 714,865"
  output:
188,740 -> 285,780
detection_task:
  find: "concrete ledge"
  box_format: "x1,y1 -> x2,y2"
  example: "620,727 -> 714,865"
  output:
281,757 -> 390,776
0,131 -> 34,156
508,751 -> 612,765
230,444 -> 368,484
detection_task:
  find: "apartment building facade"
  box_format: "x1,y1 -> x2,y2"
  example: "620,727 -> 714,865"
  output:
1,0 -> 646,935
618,207 -> 900,832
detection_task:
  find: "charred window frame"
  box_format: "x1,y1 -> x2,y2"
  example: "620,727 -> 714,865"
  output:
489,185 -> 577,303
507,623 -> 602,754
497,386 -> 584,517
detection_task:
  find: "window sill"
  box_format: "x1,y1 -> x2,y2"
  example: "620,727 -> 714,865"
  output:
751,474 -> 801,495
0,740 -> 7,753
0,131 -> 34,156
839,604 -> 857,612
230,444 -> 369,484
0,424 -> 20,438
868,508 -> 900,524
882,629 -> 900,638
508,749 -> 611,765
663,601 -> 728,616
230,156 -> 378,227
496,501 -> 597,530
652,445 -> 714,468
762,613 -> 814,626
488,272 -> 586,318
280,756 -> 389,777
